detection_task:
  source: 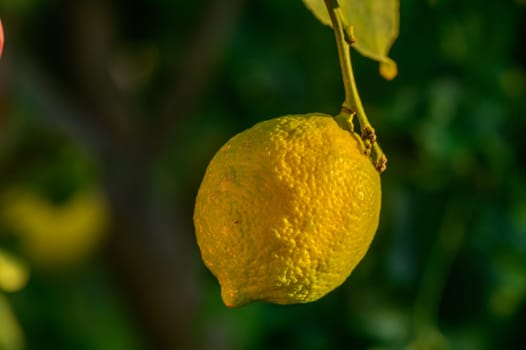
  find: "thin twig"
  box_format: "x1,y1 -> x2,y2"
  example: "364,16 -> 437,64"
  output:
6,53 -> 109,153
413,198 -> 472,329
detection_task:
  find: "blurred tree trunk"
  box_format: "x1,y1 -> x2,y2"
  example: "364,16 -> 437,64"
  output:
103,144 -> 200,350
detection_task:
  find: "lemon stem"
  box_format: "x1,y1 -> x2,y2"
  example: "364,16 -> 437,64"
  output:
324,0 -> 387,173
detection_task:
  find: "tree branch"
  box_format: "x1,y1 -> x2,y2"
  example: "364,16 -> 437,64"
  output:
4,52 -> 110,153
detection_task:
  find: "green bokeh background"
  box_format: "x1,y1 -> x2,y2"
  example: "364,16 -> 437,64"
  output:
0,0 -> 525,349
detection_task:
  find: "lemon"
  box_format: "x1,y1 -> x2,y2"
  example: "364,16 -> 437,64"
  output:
194,113 -> 381,307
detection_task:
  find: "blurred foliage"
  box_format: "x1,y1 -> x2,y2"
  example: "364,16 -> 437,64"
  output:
0,0 -> 525,349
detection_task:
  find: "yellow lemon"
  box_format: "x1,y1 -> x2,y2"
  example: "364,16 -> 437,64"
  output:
194,113 -> 381,307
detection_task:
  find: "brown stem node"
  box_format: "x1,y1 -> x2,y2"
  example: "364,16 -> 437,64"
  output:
340,105 -> 354,115
362,125 -> 377,143
375,155 -> 388,173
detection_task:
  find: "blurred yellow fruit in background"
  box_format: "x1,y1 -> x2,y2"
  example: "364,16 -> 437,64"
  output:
0,294 -> 24,350
194,113 -> 381,307
1,188 -> 109,269
0,249 -> 29,292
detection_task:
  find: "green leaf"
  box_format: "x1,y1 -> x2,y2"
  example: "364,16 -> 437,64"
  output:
302,0 -> 399,80
303,0 -> 332,26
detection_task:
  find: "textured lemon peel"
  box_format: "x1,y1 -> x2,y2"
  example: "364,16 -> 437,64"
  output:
194,114 -> 381,307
